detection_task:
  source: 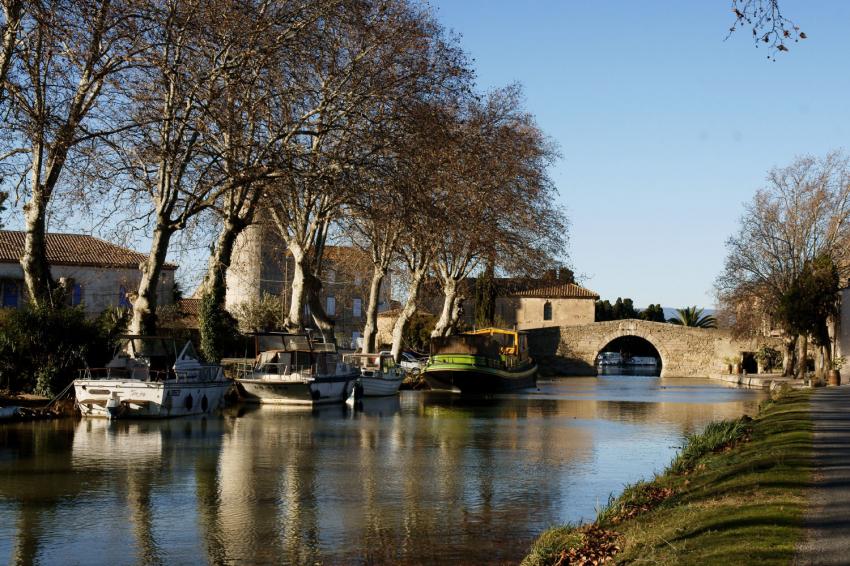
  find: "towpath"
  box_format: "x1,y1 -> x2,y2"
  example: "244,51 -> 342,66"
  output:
795,385 -> 850,565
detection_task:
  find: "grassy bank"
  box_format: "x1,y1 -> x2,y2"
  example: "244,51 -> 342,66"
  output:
523,388 -> 813,565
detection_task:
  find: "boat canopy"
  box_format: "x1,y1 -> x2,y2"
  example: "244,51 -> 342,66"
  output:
430,328 -> 529,360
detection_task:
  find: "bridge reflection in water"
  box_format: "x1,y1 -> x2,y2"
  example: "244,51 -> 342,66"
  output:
0,377 -> 764,565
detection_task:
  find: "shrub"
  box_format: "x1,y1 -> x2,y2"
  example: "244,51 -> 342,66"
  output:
0,305 -> 118,396
231,293 -> 285,333
755,346 -> 781,372
669,417 -> 751,474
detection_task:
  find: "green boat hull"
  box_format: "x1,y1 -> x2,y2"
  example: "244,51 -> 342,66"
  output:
423,357 -> 537,393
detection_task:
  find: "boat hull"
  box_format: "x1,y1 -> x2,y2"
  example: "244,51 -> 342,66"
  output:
237,373 -> 357,405
359,375 -> 403,397
423,363 -> 538,394
74,379 -> 231,419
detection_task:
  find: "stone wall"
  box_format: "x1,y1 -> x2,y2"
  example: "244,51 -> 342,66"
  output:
527,319 -> 783,377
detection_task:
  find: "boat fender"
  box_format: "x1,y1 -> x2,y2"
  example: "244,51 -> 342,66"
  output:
185,394 -> 194,410
310,388 -> 321,400
201,394 -> 208,412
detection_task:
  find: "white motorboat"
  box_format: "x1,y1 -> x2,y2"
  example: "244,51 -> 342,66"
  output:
74,337 -> 231,419
344,352 -> 404,397
235,333 -> 358,405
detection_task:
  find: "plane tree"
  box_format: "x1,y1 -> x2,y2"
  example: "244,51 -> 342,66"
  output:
264,0 -> 465,336
429,86 -> 567,338
715,152 -> 850,376
2,0 -> 141,307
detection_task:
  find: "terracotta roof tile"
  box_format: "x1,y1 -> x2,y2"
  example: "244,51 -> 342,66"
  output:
508,282 -> 599,299
0,230 -> 176,270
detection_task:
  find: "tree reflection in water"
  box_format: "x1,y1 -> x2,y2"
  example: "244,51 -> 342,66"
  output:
0,377 -> 764,564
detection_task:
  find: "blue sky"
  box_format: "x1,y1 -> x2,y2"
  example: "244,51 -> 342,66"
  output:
431,0 -> 850,308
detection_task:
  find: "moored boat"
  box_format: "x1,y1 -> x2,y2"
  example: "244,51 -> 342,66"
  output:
343,352 -> 404,397
74,337 -> 231,419
235,333 -> 358,405
423,328 -> 537,393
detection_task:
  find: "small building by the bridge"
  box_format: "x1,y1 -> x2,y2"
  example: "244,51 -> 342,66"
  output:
479,279 -> 600,330
419,277 -> 599,331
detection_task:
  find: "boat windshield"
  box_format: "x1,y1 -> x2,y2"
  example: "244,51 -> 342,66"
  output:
343,354 -> 395,371
256,334 -> 312,353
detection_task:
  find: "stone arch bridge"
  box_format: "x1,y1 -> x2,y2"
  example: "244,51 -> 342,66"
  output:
526,319 -> 781,378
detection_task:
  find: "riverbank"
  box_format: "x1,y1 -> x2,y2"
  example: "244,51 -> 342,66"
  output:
523,387 -> 812,565
0,392 -> 75,421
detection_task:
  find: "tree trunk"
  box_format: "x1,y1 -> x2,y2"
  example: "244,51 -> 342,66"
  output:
796,334 -> 808,380
782,335 -> 796,377
199,216 -> 244,301
432,278 -> 459,338
820,321 -> 833,379
390,267 -> 427,362
21,190 -> 54,307
198,216 -> 245,361
305,269 -> 335,343
130,225 -> 173,335
285,243 -> 307,330
362,266 -> 386,353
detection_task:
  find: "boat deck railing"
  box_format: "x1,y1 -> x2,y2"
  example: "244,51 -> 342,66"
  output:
430,354 -> 528,371
78,365 -> 222,382
235,362 -> 317,380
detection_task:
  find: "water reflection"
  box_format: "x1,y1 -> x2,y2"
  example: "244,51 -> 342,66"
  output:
0,376 -> 764,565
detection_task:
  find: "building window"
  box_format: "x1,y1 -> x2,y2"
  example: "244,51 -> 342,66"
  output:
118,285 -> 132,308
71,283 -> 83,306
327,270 -> 336,283
354,274 -> 362,286
353,298 -> 362,317
326,296 -> 336,316
543,301 -> 553,321
2,280 -> 19,308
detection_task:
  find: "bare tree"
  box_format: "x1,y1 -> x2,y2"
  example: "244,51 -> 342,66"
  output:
728,0 -> 804,58
110,0 -> 279,334
343,190 -> 405,353
0,0 -> 24,103
716,152 -> 850,376
196,1 -> 324,358
265,0 -> 465,337
429,86 -> 567,338
3,0 -> 139,306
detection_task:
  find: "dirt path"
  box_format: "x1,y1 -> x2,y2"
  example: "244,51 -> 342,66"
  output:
795,386 -> 850,565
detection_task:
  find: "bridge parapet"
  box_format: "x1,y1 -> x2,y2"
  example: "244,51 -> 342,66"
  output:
526,319 -> 782,378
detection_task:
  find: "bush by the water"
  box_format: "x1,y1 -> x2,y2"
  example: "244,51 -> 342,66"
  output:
0,305 -> 125,396
669,417 -> 751,474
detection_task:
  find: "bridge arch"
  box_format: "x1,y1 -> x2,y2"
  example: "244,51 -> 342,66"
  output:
594,327 -> 669,375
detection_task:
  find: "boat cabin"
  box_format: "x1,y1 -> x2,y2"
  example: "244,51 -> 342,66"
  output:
430,328 -> 530,362
343,352 -> 397,373
248,332 -> 341,377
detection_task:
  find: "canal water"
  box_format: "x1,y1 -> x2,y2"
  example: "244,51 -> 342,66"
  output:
0,375 -> 764,565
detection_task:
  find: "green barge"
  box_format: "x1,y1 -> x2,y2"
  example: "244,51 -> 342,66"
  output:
423,328 -> 538,393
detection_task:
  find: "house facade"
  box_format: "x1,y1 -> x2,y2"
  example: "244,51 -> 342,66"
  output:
0,230 -> 176,314
483,281 -> 599,329
226,223 -> 393,348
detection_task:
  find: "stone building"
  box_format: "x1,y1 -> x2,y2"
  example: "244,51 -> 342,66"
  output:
0,230 -> 176,314
422,277 -> 599,331
480,280 -> 600,329
226,223 -> 392,348
375,278 -> 600,350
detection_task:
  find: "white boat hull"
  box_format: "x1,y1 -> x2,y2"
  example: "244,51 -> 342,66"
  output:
359,375 -> 403,397
237,373 -> 357,405
75,379 -> 231,419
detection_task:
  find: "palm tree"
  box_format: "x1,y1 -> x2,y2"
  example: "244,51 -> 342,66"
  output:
668,306 -> 717,328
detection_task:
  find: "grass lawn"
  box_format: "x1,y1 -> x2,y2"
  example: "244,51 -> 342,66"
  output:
523,389 -> 813,565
